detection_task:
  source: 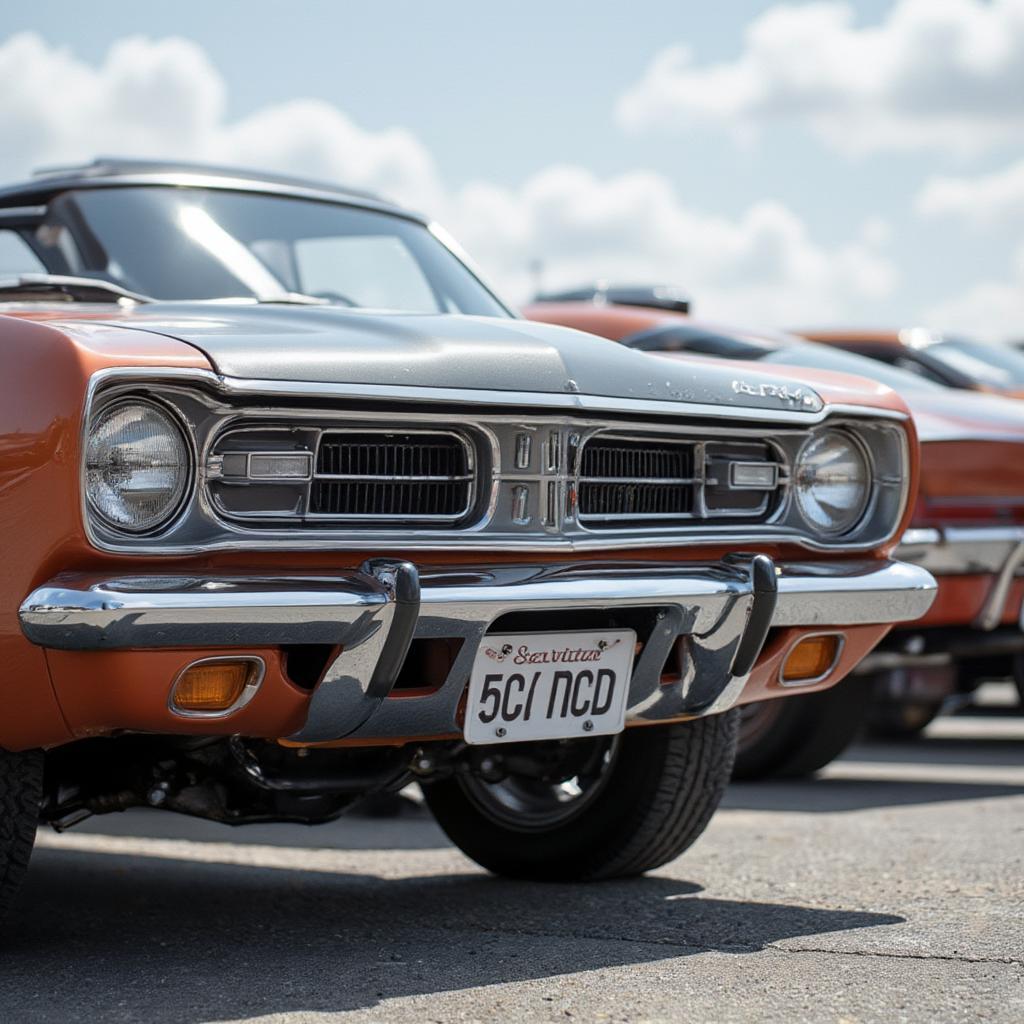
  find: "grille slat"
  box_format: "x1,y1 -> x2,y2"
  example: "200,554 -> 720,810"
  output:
309,432 -> 472,522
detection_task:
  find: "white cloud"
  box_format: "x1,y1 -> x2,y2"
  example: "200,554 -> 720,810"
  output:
0,33 -> 225,177
0,32 -> 444,211
615,0 -> 1024,156
922,244 -> 1024,341
453,166 -> 896,324
916,157 -> 1024,226
0,31 -> 896,326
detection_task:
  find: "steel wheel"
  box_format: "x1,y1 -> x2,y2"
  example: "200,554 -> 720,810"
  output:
457,736 -> 620,832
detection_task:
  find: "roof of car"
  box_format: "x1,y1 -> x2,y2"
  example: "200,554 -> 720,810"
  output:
525,300 -> 803,347
0,157 -> 421,222
533,283 -> 691,314
796,328 -> 906,346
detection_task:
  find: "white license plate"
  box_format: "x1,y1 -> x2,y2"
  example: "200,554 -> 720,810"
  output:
464,629 -> 636,745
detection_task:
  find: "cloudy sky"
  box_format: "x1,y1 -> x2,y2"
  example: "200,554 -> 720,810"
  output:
2,0 -> 1023,337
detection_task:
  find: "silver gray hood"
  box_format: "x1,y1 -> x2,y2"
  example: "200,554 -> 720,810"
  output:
94,304 -> 825,415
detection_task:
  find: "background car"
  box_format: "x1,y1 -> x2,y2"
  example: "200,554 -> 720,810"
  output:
797,327 -> 1024,399
525,291 -> 1024,777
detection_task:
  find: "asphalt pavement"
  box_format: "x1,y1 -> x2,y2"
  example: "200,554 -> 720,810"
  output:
2,685 -> 1022,1024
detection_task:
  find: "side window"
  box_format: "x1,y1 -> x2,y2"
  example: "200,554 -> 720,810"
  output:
295,235 -> 439,311
847,345 -> 900,366
893,356 -> 948,385
0,230 -> 44,274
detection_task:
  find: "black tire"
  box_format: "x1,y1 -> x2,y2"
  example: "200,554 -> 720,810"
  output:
1013,652 -> 1024,708
866,699 -> 943,739
732,676 -> 872,780
422,711 -> 738,881
0,748 -> 43,922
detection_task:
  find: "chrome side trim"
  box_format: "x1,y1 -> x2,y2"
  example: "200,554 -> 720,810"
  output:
168,655 -> 265,719
975,537 -> 1024,631
19,558 -> 937,741
895,524 -> 1024,631
897,525 -> 1024,574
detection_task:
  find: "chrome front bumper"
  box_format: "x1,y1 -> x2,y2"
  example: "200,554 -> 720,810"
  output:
898,526 -> 1024,630
20,558 -> 936,742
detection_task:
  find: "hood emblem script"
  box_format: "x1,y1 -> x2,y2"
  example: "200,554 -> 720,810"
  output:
732,380 -> 822,411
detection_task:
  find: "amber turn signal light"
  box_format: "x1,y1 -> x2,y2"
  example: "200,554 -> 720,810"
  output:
781,635 -> 841,684
170,658 -> 263,715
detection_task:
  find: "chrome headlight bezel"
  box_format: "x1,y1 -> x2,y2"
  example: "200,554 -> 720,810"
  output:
792,428 -> 874,539
84,397 -> 195,536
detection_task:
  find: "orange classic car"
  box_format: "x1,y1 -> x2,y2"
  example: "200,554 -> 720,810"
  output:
797,327 -> 1024,400
0,164 -> 936,916
526,290 -> 1024,775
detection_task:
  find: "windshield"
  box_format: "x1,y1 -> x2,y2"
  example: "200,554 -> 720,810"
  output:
922,338 -> 1024,389
624,324 -> 944,393
23,186 -> 510,315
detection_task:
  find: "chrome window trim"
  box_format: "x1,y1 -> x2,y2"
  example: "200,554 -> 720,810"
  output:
78,366 -> 912,555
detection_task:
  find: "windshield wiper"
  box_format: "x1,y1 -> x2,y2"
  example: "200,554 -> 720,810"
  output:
195,292 -> 339,307
0,273 -> 153,304
254,292 -> 332,306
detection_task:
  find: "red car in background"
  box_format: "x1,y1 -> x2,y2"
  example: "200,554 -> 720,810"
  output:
798,327 -> 1024,400
526,290 -> 1024,777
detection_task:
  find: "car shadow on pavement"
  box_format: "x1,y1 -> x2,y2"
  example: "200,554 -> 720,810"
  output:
853,735 -> 1024,769
723,776 -> 1024,813
723,731 -> 1024,813
71,802 -> 452,850
2,846 -> 904,1023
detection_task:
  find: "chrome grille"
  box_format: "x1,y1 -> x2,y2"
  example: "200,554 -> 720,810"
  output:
577,435 -> 780,529
578,438 -> 695,522
207,426 -> 476,527
310,432 -> 473,521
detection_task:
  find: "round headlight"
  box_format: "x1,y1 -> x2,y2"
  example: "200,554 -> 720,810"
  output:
85,401 -> 191,533
794,430 -> 870,536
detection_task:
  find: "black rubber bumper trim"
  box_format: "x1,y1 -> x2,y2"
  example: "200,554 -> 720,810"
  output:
730,554 -> 779,677
364,559 -> 421,697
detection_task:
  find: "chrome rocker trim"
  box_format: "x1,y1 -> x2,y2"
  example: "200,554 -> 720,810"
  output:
897,526 -> 1024,630
20,558 -> 936,742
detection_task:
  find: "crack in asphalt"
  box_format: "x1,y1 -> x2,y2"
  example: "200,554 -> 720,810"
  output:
768,944 -> 1024,966
444,923 -> 1023,967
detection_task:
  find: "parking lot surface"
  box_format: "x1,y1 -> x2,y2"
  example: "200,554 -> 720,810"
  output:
3,689 -> 1022,1024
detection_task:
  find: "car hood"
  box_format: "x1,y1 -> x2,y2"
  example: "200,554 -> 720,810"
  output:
84,303 -> 827,415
